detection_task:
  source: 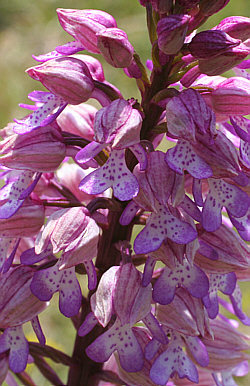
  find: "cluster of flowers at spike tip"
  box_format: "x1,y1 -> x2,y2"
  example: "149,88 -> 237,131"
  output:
1,1 -> 250,385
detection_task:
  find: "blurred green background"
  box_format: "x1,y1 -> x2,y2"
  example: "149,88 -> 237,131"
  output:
0,0 -> 249,385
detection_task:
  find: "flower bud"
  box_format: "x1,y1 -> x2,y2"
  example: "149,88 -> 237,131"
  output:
189,30 -> 241,59
57,8 -> 117,54
0,265 -> 47,328
157,14 -> 191,55
199,0 -> 230,16
0,125 -> 66,172
0,199 -> 45,238
211,77 -> 250,116
97,28 -> 134,68
26,57 -> 94,105
214,16 -> 250,42
57,103 -> 96,140
198,43 -> 249,76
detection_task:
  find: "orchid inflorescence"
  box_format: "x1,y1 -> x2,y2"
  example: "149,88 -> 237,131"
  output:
0,1 -> 250,385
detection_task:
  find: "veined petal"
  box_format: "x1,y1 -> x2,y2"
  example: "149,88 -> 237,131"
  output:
90,266 -> 120,327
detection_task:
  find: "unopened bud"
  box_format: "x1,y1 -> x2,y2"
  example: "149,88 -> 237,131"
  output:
214,16 -> 250,42
157,14 -> 191,55
26,57 -> 94,105
189,30 -> 241,59
0,125 -> 66,172
57,8 -> 117,54
97,28 -> 134,68
198,43 -> 249,76
199,0 -> 230,16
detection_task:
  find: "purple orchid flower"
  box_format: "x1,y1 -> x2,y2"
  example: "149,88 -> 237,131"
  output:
152,258 -> 209,305
149,330 -> 199,386
30,258 -> 82,318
